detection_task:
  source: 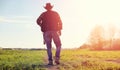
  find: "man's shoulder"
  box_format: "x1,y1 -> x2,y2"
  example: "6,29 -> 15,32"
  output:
52,11 -> 58,14
41,11 -> 59,16
40,11 -> 47,17
41,11 -> 47,15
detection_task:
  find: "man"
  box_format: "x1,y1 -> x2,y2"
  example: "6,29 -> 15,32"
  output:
36,3 -> 62,65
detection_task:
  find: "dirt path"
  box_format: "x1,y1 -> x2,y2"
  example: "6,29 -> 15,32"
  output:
43,56 -> 60,70
105,59 -> 120,64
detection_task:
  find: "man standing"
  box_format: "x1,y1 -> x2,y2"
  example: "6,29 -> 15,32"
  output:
36,3 -> 62,65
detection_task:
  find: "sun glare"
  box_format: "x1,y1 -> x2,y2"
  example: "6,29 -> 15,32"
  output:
57,0 -> 120,48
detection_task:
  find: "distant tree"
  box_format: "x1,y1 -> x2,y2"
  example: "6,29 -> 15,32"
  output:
88,25 -> 105,50
79,44 -> 90,49
111,30 -> 120,50
112,38 -> 120,50
107,24 -> 116,48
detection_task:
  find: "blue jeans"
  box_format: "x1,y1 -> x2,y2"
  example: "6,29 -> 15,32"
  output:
43,31 -> 61,61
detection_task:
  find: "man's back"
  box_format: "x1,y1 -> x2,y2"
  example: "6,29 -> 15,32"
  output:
39,10 -> 62,32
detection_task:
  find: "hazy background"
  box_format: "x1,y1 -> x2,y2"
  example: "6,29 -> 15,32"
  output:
0,0 -> 120,48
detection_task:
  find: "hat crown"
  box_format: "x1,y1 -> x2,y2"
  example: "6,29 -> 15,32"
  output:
46,3 -> 52,7
44,3 -> 53,9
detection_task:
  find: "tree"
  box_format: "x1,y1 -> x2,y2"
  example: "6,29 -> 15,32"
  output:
88,25 -> 105,50
107,24 -> 116,48
111,30 -> 120,50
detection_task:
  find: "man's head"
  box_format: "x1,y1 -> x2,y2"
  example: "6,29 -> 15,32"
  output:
44,3 -> 53,11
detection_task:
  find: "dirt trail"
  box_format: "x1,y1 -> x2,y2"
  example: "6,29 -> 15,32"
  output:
43,56 -> 60,70
105,59 -> 120,64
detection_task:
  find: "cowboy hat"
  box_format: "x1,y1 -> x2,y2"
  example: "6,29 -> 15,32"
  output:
44,3 -> 53,10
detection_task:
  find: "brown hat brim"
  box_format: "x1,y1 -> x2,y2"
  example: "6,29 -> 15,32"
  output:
44,6 -> 53,9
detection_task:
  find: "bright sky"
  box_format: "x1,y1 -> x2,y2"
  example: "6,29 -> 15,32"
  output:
0,0 -> 120,48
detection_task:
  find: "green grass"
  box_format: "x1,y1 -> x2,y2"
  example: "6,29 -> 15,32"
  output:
59,49 -> 120,70
0,49 -> 120,70
0,50 -> 46,70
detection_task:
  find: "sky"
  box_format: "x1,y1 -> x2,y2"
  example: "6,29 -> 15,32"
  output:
0,0 -> 120,48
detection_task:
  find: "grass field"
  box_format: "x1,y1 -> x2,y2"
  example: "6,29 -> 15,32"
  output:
0,50 -> 46,70
60,49 -> 120,70
0,49 -> 120,70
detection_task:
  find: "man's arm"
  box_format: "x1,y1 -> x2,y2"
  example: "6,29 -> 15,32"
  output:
59,19 -> 62,30
36,16 -> 42,26
57,13 -> 62,36
36,13 -> 44,26
58,15 -> 62,30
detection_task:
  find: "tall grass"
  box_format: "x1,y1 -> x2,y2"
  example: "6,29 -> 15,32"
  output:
59,49 -> 120,70
0,50 -> 46,70
1,49 -> 120,70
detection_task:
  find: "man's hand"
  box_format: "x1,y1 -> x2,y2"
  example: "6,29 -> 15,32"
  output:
57,31 -> 61,36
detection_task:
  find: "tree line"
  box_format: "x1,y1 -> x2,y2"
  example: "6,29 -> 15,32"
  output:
80,24 -> 120,50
